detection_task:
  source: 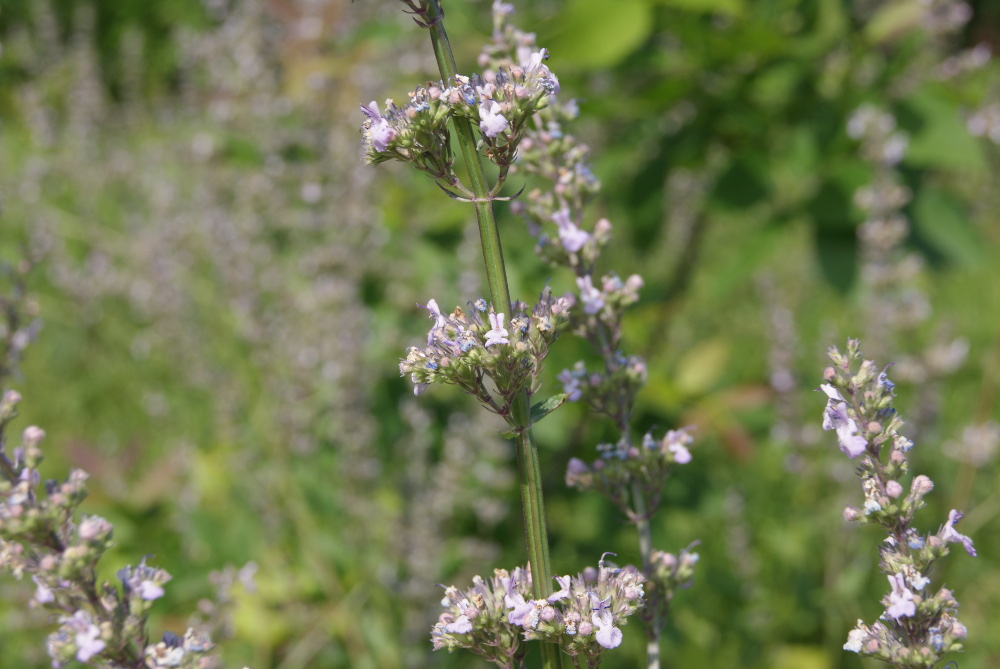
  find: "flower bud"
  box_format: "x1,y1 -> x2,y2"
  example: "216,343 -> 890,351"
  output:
911,475 -> 933,495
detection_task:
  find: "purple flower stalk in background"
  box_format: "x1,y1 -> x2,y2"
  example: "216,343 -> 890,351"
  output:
822,340 -> 975,667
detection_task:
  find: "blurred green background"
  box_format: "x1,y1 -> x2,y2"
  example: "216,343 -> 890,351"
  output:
1,0 -> 998,667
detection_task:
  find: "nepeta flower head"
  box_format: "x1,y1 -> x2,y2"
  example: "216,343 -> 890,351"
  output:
433,559 -> 644,664
569,428 -> 695,517
400,292 -> 570,403
819,384 -> 868,458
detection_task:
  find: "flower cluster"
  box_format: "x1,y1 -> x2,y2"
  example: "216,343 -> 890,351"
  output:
966,101 -> 1000,144
359,48 -> 559,192
432,557 -> 645,668
820,340 -> 976,667
640,545 -> 699,630
565,427 -> 694,519
0,391 -> 220,669
478,2 -> 609,273
399,288 -> 572,413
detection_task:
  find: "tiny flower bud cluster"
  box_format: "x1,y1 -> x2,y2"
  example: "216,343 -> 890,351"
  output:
0,391 -> 220,669
399,289 -> 572,417
821,341 -> 975,667
641,546 -> 699,629
565,427 -> 694,519
432,557 -> 645,667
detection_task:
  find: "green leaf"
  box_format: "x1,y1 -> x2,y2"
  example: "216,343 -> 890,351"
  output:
531,393 -> 570,425
675,339 -> 729,396
865,0 -> 923,43
902,88 -> 987,174
497,394 -> 568,438
911,188 -> 986,267
652,0 -> 745,16
547,0 -> 653,70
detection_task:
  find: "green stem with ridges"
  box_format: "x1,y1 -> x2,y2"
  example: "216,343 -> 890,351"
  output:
420,3 -> 560,668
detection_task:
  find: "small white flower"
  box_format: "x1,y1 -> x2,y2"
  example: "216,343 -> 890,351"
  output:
484,312 -> 510,347
478,100 -> 509,138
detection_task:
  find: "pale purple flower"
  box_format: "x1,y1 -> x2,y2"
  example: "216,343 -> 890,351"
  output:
576,275 -> 604,314
844,625 -> 866,652
479,100 -> 509,138
547,575 -> 571,602
506,594 -> 534,627
940,509 -> 977,556
484,312 -> 509,347
552,208 -> 590,252
139,580 -> 165,601
492,0 -> 514,16
591,597 -> 622,649
32,576 -> 54,604
565,457 -> 591,487
522,49 -> 549,73
78,515 -> 112,541
557,368 -> 582,400
886,573 -> 915,619
819,384 -> 868,458
64,612 -> 106,662
665,429 -> 693,464
360,101 -> 397,152
444,615 -> 472,633
22,425 -> 45,447
909,571 -> 930,591
422,299 -> 447,345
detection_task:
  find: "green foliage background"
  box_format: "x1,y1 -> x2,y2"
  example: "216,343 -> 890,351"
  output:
1,1 -> 998,668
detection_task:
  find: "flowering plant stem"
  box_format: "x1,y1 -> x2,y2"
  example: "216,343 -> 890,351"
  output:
421,3 -> 561,668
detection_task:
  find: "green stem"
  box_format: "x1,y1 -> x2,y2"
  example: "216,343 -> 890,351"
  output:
632,481 -> 662,669
423,0 -> 511,314
421,3 -> 560,668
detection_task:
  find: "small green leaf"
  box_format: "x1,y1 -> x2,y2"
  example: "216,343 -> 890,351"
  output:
530,393 -> 570,425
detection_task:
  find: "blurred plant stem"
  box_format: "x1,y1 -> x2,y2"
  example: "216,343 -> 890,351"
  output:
631,480 -> 661,669
419,2 -> 560,668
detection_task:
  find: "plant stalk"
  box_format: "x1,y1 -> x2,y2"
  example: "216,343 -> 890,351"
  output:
421,3 -> 560,668
632,480 -> 662,669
